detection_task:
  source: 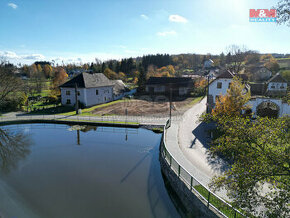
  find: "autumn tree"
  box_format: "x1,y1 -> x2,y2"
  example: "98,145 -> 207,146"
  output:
31,64 -> 38,76
264,58 -> 280,73
51,67 -> 68,95
37,64 -> 42,74
212,76 -> 251,117
103,68 -> 118,80
260,54 -> 273,62
118,72 -> 126,81
43,64 -> 53,78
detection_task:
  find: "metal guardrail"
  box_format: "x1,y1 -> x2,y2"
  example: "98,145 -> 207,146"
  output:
161,119 -> 245,218
0,114 -> 171,125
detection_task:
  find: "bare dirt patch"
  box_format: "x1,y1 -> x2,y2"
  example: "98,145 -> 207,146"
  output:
91,97 -> 198,117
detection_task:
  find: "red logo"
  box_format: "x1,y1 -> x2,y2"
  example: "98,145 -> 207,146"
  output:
249,9 -> 276,18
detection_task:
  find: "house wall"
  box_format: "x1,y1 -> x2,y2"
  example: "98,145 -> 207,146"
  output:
208,78 -> 232,104
267,82 -> 287,91
247,98 -> 290,117
61,86 -> 113,107
145,85 -> 166,93
61,87 -> 86,106
179,87 -> 188,95
85,86 -> 113,106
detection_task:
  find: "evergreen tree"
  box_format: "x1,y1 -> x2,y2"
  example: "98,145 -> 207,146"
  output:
137,64 -> 146,92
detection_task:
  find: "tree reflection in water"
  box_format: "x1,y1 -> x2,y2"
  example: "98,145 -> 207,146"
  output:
0,127 -> 31,174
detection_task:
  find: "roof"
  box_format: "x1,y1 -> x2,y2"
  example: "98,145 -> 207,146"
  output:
249,83 -> 266,96
146,77 -> 193,85
216,70 -> 234,79
60,72 -> 114,88
267,73 -> 287,83
112,80 -> 129,95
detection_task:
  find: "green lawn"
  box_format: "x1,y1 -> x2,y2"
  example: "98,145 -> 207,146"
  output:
188,96 -> 203,106
26,105 -> 72,115
59,99 -> 128,116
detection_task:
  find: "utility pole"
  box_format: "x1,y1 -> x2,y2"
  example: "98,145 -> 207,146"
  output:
206,75 -> 210,113
75,83 -> 79,114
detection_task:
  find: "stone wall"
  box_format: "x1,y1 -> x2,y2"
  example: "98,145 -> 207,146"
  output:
159,154 -> 219,218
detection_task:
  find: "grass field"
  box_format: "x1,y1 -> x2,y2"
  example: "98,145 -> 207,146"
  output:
276,58 -> 290,69
194,185 -> 244,218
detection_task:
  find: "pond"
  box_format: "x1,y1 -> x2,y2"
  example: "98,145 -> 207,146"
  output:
0,123 -> 186,218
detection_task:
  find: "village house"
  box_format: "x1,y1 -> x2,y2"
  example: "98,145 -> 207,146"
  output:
265,73 -> 288,96
248,66 -> 272,82
60,72 -> 128,107
207,70 -> 289,118
145,77 -> 194,96
207,70 -> 248,112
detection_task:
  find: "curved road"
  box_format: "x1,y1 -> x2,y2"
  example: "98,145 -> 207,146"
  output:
165,98 -> 227,188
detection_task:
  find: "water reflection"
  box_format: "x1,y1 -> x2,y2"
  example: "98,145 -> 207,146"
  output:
0,128 -> 31,174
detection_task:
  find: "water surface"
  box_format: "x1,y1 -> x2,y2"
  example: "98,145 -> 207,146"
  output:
0,124 -> 181,218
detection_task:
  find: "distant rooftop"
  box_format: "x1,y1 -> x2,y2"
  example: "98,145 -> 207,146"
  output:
146,77 -> 193,85
267,73 -> 287,83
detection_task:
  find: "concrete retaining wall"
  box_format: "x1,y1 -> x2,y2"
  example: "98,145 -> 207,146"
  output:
159,154 -> 219,218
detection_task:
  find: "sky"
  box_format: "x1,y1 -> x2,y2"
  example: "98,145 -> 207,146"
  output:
0,0 -> 289,65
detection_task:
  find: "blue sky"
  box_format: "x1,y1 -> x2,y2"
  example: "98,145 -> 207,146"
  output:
0,0 -> 289,64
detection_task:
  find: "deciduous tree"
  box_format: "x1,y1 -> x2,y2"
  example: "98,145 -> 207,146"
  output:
212,76 -> 251,117
0,62 -> 24,106
209,116 -> 290,217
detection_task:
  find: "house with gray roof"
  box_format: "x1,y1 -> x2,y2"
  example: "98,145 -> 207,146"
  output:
59,72 -> 115,107
265,73 -> 288,96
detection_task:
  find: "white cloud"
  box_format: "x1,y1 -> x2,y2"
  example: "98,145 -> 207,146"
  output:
0,51 -> 18,59
157,30 -> 177,37
169,14 -> 188,23
8,3 -> 18,9
0,50 -> 45,62
22,54 -> 45,60
140,14 -> 149,20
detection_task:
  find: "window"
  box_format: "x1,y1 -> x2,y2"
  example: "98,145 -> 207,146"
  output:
228,83 -> 231,89
66,99 -> 71,104
280,86 -> 285,89
77,91 -> 80,96
217,82 -> 222,89
104,97 -> 107,101
271,85 -> 275,89
96,89 -> 99,95
66,90 -> 70,95
215,95 -> 221,102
